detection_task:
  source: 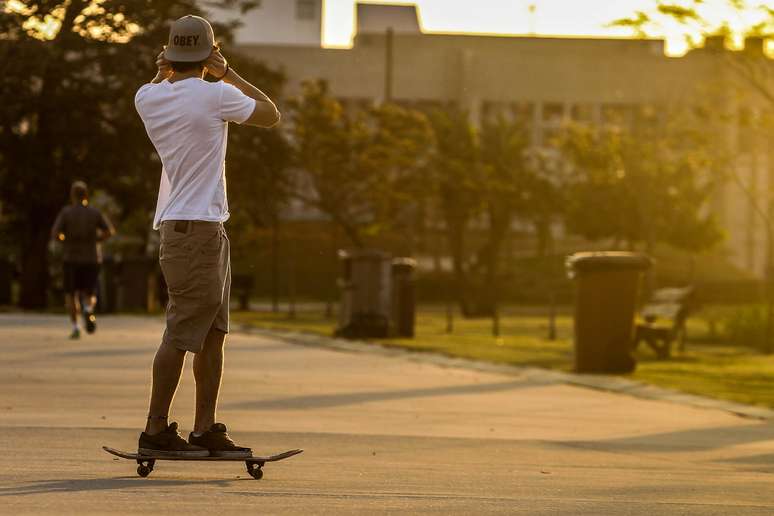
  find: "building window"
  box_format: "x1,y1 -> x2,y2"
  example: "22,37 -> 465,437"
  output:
542,103 -> 565,125
571,104 -> 595,123
601,103 -> 632,129
296,0 -> 316,20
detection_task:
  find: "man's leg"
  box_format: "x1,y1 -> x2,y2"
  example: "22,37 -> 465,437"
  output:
192,326 -> 225,433
145,341 -> 187,435
66,291 -> 81,338
82,288 -> 98,334
65,292 -> 80,325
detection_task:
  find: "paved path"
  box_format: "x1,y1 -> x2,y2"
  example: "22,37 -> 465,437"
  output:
1,314 -> 773,514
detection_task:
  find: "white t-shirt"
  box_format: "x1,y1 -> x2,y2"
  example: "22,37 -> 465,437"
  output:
134,78 -> 256,229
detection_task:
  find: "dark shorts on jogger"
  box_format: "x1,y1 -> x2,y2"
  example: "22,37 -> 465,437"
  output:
62,262 -> 100,295
159,220 -> 230,353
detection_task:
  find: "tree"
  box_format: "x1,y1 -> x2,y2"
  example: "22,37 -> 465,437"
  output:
0,0 -> 277,308
425,107 -> 484,315
557,112 -> 722,253
613,1 -> 774,105
471,115 -> 532,314
287,80 -> 434,248
425,109 -> 542,317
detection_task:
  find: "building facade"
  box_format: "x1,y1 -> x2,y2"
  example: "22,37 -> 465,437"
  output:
237,3 -> 774,277
209,0 -> 323,46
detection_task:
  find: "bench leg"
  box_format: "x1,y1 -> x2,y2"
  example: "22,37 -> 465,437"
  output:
644,334 -> 671,360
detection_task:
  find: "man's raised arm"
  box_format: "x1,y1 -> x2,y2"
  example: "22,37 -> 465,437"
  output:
205,50 -> 281,128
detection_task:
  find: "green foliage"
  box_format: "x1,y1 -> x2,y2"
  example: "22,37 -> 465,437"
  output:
557,114 -> 723,252
0,1 -> 282,307
427,108 -> 557,315
287,80 -> 434,247
611,1 -> 774,46
720,304 -> 771,352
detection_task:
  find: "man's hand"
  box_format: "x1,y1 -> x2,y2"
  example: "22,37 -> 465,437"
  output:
156,48 -> 172,77
205,48 -> 229,79
151,48 -> 172,84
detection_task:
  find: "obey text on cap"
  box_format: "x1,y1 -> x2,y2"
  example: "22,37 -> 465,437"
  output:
173,35 -> 200,46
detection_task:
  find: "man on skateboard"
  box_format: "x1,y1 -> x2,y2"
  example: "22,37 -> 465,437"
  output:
51,181 -> 114,339
134,15 -> 280,457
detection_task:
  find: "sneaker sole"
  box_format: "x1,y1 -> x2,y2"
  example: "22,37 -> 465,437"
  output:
138,448 -> 210,458
85,316 -> 96,334
208,450 -> 253,458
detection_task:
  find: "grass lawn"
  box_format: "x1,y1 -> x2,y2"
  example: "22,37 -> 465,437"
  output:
232,306 -> 774,409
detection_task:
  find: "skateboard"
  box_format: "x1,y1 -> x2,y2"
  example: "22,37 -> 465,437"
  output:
102,446 -> 303,479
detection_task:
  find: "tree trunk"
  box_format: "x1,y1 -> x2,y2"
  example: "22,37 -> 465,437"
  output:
325,222 -> 337,319
271,216 -> 280,313
446,216 -> 471,316
535,219 -> 552,257
464,206 -> 510,318
19,227 -> 50,309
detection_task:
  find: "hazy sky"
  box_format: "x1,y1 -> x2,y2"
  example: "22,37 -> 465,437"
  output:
322,0 -> 772,55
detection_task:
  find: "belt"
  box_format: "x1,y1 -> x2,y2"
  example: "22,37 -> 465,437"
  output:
164,220 -> 223,234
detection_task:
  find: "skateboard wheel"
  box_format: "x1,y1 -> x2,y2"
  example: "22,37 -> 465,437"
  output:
249,467 -> 263,480
137,465 -> 152,477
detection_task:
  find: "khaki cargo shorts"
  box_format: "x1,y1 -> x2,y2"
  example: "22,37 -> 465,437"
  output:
159,220 -> 230,353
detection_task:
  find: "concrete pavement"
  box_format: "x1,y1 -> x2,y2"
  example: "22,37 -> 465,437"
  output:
1,313 -> 773,514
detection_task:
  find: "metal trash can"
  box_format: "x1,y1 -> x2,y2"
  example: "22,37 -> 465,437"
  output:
391,258 -> 416,338
566,252 -> 652,373
335,249 -> 392,339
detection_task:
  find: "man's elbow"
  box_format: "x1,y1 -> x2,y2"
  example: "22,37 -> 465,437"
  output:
246,106 -> 281,128
268,109 -> 281,128
260,108 -> 281,128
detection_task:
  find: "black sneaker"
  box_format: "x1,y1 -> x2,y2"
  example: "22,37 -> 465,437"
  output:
138,422 -> 209,457
84,311 -> 96,334
188,423 -> 252,458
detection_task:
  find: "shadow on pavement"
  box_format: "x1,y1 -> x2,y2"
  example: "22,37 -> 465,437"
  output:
561,422 -> 774,453
53,348 -> 153,359
224,379 -> 552,410
716,452 -> 774,470
0,477 -> 244,497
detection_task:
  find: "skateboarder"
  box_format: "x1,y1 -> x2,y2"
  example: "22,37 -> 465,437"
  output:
51,180 -> 114,339
134,15 -> 280,457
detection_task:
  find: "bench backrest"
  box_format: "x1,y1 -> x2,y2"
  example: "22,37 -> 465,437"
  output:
640,286 -> 695,323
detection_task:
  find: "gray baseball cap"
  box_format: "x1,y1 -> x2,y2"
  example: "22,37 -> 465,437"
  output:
163,15 -> 215,62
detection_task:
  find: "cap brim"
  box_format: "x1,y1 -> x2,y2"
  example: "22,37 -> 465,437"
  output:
164,47 -> 211,62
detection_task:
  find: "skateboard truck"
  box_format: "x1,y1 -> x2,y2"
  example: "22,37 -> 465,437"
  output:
136,458 -> 155,478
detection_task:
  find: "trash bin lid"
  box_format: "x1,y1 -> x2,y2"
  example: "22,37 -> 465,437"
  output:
566,252 -> 652,276
338,249 -> 392,261
392,257 -> 417,271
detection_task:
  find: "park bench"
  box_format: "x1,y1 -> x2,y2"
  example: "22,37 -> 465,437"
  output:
633,286 -> 696,359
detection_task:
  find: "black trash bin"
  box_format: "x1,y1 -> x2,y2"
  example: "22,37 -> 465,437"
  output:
391,258 -> 416,338
335,249 -> 392,339
567,252 -> 652,373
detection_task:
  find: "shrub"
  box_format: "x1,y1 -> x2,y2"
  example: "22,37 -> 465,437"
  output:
721,305 -> 773,352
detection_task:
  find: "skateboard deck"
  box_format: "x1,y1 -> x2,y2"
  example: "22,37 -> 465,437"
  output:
103,446 -> 303,479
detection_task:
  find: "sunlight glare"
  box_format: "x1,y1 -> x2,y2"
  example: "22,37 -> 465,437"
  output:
322,0 -> 774,57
